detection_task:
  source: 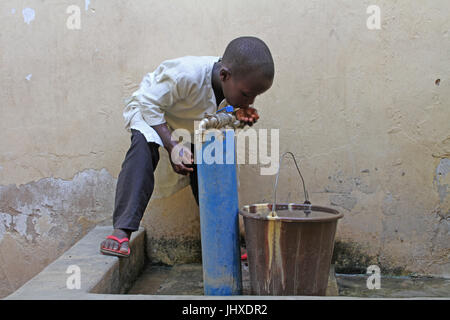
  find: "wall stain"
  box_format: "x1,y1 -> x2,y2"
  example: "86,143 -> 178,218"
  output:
434,158 -> 450,203
324,170 -> 377,211
0,168 -> 116,243
147,237 -> 202,266
332,240 -> 409,276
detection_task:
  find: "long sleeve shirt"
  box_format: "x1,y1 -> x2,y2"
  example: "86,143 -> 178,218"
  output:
121,55 -> 226,199
123,55 -> 226,146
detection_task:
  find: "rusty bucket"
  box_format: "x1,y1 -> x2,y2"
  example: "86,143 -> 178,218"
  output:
239,152 -> 343,296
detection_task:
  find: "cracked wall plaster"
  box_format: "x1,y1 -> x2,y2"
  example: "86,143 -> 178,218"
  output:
0,169 -> 116,297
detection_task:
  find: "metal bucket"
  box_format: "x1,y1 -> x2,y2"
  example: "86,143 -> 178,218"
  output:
239,152 -> 343,296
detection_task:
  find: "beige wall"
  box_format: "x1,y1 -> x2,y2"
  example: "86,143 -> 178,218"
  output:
0,0 -> 449,297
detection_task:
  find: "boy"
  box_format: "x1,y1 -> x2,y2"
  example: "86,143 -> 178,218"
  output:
100,36 -> 274,257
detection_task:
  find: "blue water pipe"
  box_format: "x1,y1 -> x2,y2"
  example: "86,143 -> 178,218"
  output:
196,128 -> 242,295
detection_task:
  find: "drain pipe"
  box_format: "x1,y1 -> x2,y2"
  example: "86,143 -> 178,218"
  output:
195,109 -> 245,295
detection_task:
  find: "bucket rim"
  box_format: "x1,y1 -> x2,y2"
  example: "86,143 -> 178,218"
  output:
239,202 -> 344,222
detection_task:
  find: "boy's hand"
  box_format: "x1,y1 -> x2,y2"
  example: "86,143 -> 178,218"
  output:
169,143 -> 194,176
235,107 -> 260,126
151,123 -> 194,176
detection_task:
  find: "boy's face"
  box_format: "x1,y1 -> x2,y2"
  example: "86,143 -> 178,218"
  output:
220,68 -> 272,109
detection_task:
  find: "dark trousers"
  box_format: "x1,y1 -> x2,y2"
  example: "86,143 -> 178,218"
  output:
113,129 -> 199,232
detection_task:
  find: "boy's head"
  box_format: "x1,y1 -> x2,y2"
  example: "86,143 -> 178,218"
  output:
220,36 -> 274,108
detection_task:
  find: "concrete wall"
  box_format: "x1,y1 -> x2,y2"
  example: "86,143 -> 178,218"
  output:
0,0 -> 449,297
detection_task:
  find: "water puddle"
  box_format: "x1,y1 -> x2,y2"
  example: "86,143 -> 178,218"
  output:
126,262 -> 450,298
336,274 -> 450,298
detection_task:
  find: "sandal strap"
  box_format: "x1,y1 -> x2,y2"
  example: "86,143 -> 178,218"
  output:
106,235 -> 129,244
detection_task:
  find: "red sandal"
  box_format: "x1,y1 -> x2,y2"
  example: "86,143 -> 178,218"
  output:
100,235 -> 131,258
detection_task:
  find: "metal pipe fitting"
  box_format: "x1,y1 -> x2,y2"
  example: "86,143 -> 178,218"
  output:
197,112 -> 246,142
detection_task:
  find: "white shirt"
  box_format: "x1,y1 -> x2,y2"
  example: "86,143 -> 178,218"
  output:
121,56 -> 227,199
123,56 -> 226,146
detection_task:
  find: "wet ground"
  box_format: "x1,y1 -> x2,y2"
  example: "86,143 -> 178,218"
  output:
336,274 -> 450,298
127,262 -> 253,295
128,264 -> 205,295
127,262 -> 450,298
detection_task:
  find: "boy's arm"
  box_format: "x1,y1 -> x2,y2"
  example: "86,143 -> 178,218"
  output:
151,107 -> 258,176
135,69 -> 194,175
152,123 -> 194,176
151,123 -> 176,151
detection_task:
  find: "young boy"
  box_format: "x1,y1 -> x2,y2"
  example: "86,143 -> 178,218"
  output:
100,36 -> 274,257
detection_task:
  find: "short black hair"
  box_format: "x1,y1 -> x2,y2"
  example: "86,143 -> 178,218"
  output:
221,36 -> 274,81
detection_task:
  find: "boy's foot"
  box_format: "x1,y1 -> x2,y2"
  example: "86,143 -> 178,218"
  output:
100,229 -> 131,258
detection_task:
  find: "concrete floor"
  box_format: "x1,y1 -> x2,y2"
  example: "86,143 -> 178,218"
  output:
128,263 -> 205,295
127,261 -> 339,296
127,262 -> 450,298
335,274 -> 450,298
7,226 -> 448,300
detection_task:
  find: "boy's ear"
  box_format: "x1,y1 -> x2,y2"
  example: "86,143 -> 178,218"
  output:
219,67 -> 232,81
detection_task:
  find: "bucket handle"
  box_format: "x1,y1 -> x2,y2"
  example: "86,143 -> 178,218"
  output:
271,152 -> 310,216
